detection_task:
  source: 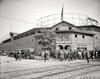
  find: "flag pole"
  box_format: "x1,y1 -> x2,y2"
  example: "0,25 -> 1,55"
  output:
61,0 -> 64,21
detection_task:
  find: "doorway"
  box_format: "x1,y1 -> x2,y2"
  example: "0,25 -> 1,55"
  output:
58,45 -> 63,50
64,45 -> 71,50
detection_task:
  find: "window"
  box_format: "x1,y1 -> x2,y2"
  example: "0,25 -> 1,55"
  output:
69,27 -> 72,30
75,34 -> 77,38
57,35 -> 63,41
30,32 -> 35,35
95,37 -> 98,39
17,37 -> 19,39
14,37 -> 17,40
20,35 -> 24,38
32,39 -> 34,42
64,35 -> 70,41
37,30 -> 41,33
25,33 -> 29,37
82,35 -> 85,39
55,28 -> 58,30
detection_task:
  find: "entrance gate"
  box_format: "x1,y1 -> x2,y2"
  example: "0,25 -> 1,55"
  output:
57,45 -> 71,50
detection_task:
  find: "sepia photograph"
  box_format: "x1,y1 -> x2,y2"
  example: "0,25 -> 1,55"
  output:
0,0 -> 100,79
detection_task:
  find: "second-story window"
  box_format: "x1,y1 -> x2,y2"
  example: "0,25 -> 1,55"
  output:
75,34 -> 77,38
69,27 -> 72,30
25,33 -> 29,37
95,36 -> 98,39
37,30 -> 41,33
55,28 -> 58,30
30,32 -> 35,35
20,35 -> 24,38
82,35 -> 85,39
17,37 -> 19,39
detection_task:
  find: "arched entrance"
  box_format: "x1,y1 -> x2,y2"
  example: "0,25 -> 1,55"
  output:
58,45 -> 63,50
64,45 -> 71,50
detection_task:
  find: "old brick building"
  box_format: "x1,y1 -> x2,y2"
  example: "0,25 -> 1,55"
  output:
0,20 -> 100,54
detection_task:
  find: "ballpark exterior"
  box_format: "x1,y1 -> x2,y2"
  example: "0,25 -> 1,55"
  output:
0,20 -> 100,54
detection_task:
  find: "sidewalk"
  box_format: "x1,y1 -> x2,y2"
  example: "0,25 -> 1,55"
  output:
0,56 -> 97,73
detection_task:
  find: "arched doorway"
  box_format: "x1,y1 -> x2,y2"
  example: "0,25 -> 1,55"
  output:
58,45 -> 63,50
64,45 -> 71,50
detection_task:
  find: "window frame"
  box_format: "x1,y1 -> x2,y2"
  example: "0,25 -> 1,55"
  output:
82,35 -> 85,39
75,34 -> 77,38
69,27 -> 72,30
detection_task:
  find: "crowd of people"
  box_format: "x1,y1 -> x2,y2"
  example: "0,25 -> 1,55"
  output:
0,49 -> 34,61
0,48 -> 100,63
39,48 -> 100,63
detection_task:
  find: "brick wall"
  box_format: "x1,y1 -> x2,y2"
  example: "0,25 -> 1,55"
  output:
0,35 -> 35,51
71,33 -> 93,50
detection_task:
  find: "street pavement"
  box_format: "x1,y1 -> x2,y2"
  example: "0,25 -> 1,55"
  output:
0,56 -> 100,79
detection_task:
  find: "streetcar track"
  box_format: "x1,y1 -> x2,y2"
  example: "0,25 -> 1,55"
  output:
0,60 -> 85,74
10,64 -> 100,79
0,64 -> 68,74
41,69 -> 100,79
0,61 -> 85,77
0,64 -> 69,78
1,63 -> 100,79
32,64 -> 100,79
1,62 -> 98,74
67,69 -> 100,79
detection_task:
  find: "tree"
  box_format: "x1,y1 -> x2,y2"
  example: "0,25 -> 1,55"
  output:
38,30 -> 56,51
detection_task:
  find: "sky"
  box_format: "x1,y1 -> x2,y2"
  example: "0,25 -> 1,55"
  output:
0,0 -> 100,42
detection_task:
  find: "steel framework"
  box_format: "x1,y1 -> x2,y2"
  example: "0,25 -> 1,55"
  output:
36,13 -> 100,27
